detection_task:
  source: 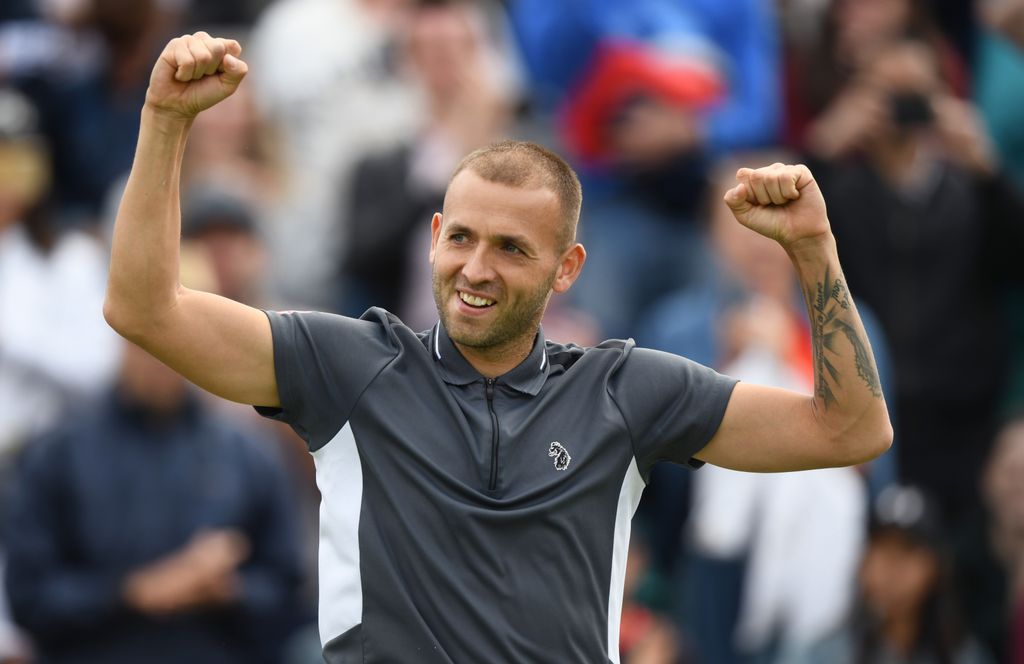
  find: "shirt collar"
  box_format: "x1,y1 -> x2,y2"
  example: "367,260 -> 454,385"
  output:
431,321 -> 549,396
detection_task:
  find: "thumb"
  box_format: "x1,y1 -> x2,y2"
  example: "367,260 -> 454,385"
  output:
724,183 -> 753,217
218,53 -> 248,87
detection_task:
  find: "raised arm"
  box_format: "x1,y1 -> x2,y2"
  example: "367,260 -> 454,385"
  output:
104,32 -> 279,407
694,164 -> 893,471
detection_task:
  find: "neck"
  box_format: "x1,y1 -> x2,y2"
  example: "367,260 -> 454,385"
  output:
872,136 -> 931,190
881,610 -> 921,658
455,333 -> 535,379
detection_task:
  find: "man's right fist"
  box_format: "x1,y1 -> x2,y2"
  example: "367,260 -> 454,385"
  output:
145,31 -> 247,120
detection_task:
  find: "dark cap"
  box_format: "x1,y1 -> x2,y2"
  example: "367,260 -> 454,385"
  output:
181,185 -> 257,238
870,484 -> 946,551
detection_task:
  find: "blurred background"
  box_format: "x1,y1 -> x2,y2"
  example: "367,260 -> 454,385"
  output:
0,0 -> 1023,662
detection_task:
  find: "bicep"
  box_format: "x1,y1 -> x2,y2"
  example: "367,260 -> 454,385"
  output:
131,287 -> 279,407
694,382 -> 841,472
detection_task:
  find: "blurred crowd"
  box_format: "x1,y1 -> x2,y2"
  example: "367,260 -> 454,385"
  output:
0,0 -> 1022,662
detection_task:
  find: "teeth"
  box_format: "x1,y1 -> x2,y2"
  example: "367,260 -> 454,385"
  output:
459,292 -> 495,307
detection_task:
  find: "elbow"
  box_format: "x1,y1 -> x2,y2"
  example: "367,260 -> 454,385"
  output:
867,418 -> 894,462
103,293 -> 157,343
843,413 -> 894,467
102,295 -> 134,339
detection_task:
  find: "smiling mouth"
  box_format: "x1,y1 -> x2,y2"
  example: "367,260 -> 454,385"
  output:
458,291 -> 496,308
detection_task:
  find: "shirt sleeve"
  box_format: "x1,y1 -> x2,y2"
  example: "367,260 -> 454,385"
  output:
255,307 -> 399,451
608,345 -> 738,477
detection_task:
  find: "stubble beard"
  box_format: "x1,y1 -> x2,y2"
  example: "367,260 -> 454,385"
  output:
431,266 -> 554,354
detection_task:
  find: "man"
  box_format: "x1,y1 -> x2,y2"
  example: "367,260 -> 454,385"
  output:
5,339 -> 306,663
104,32 -> 892,662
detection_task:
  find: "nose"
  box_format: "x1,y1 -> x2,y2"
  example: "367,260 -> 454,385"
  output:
460,245 -> 496,285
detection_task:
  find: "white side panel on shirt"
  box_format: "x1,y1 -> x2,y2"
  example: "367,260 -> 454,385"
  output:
312,422 -> 364,645
606,457 -> 645,663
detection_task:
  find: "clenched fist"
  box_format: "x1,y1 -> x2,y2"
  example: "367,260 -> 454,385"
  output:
723,163 -> 831,251
145,31 -> 248,121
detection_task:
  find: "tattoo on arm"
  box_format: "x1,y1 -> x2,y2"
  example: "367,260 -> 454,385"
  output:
807,267 -> 883,409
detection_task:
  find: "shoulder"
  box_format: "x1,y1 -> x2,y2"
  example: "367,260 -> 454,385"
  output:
544,337 -> 633,375
545,337 -> 710,379
266,306 -> 415,353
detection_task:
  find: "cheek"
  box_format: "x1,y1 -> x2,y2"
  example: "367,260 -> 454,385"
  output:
431,251 -> 459,279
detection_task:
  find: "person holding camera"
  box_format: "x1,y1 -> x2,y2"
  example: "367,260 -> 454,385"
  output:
801,36 -> 1024,659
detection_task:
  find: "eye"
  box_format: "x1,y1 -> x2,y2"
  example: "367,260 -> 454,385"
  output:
450,232 -> 468,244
502,243 -> 521,255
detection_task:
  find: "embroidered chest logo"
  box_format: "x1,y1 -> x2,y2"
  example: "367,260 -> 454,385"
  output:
548,442 -> 572,471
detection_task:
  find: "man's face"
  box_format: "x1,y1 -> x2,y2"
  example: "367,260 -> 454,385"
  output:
430,170 -> 573,353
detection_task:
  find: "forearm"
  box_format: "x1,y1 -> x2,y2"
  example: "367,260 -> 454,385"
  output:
104,106 -> 192,337
7,569 -> 126,638
790,233 -> 892,458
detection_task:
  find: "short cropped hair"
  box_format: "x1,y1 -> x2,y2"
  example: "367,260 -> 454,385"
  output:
449,140 -> 583,251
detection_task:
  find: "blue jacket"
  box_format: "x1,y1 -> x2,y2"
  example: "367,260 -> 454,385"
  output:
510,0 -> 782,156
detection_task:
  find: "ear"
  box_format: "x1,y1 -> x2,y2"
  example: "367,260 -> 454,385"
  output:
552,243 -> 586,294
429,212 -> 443,263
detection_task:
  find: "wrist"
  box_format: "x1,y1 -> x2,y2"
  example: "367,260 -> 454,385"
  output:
783,230 -> 837,263
122,570 -> 155,611
141,103 -> 195,134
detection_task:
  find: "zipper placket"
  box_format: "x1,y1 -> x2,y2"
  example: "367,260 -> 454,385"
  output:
485,378 -> 500,490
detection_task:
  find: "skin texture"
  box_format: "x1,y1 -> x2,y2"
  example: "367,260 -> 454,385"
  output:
695,164 -> 891,470
429,170 -> 585,377
107,33 -> 892,473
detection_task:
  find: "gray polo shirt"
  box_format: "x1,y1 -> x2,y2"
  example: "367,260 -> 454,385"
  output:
257,307 -> 736,663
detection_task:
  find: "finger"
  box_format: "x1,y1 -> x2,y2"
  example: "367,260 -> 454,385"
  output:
724,183 -> 752,215
764,166 -> 789,205
734,168 -> 758,202
793,164 -> 815,192
220,38 -> 242,58
780,167 -> 800,199
172,37 -> 196,82
197,32 -> 226,77
218,53 -> 248,87
746,169 -> 774,206
185,36 -> 215,81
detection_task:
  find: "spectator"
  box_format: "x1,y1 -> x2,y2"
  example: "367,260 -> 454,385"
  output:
510,0 -> 782,337
984,416 -> 1024,664
784,0 -> 967,148
0,87 -> 119,463
247,0 -> 422,308
182,185 -> 272,308
641,156 -> 885,664
802,39 -> 1023,655
12,0 -> 180,226
340,0 -> 514,323
4,337 -> 307,663
974,0 -> 1024,416
805,485 -> 992,664
803,37 -> 1024,521
181,64 -> 278,204
180,184 -> 321,630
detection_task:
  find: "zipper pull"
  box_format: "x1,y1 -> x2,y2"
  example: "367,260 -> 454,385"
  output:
485,377 -> 495,401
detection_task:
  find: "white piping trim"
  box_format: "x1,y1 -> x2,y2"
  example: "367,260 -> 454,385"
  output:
539,349 -> 547,372
433,322 -> 441,360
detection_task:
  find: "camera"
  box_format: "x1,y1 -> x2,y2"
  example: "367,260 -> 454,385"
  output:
889,91 -> 935,128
